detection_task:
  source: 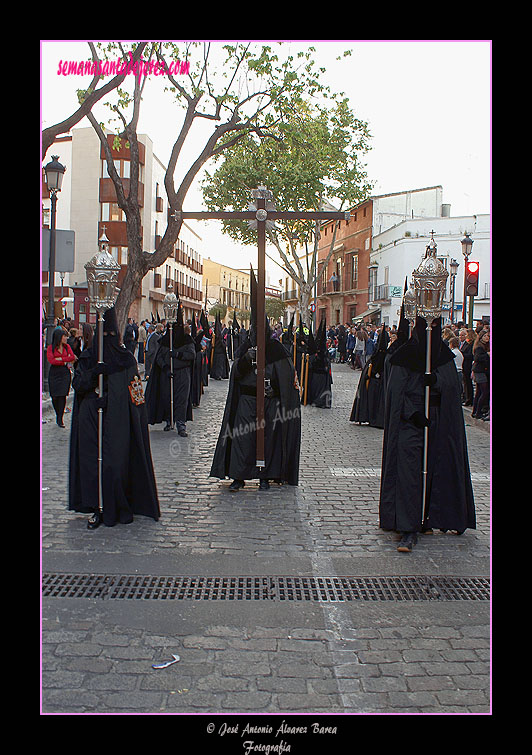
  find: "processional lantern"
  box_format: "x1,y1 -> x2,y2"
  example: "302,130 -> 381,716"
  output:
403,282 -> 417,325
163,289 -> 179,323
411,231 -> 449,527
84,230 -> 121,521
84,230 -> 121,313
411,232 -> 449,326
162,286 -> 180,430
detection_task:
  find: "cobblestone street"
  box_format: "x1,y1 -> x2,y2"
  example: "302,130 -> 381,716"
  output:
41,362 -> 490,716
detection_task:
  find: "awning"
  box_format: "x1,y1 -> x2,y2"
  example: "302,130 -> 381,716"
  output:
354,306 -> 381,320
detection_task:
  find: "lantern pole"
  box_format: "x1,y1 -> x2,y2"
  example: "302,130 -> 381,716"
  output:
412,232 -> 449,527
163,289 -> 179,431
84,230 -> 121,520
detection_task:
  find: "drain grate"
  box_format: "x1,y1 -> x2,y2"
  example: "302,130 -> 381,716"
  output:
42,574 -> 489,602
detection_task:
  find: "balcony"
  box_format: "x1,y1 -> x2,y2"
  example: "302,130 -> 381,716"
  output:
281,289 -> 297,301
99,177 -> 144,207
372,284 -> 391,303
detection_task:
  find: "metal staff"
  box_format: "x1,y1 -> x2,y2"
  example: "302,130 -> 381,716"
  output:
163,291 -> 179,431
412,232 -> 449,526
84,231 -> 121,518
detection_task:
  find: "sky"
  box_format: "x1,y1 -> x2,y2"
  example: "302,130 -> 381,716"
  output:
41,40 -> 491,282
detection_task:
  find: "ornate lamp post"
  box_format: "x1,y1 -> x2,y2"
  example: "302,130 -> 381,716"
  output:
43,155 -> 66,392
163,288 -> 179,430
84,230 -> 121,519
460,232 -> 474,325
412,231 -> 449,525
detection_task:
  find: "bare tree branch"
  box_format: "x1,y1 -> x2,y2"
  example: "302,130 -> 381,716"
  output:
42,42 -> 148,159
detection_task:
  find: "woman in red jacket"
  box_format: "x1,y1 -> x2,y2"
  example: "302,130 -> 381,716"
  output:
47,327 -> 76,427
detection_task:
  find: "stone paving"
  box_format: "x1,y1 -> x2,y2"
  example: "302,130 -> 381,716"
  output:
41,361 -> 491,716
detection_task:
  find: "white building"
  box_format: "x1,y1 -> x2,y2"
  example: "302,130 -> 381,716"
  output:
369,212 -> 490,327
42,126 -> 204,325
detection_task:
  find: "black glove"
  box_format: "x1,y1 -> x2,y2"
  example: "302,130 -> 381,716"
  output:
95,396 -> 107,410
92,363 -> 109,376
410,411 -> 430,428
424,373 -> 437,387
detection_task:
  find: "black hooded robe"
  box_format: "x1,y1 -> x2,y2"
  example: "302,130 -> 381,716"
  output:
350,328 -> 389,427
68,313 -> 160,526
145,329 -> 195,427
379,318 -> 476,534
210,338 -> 301,484
210,317 -> 230,380
306,323 -> 333,408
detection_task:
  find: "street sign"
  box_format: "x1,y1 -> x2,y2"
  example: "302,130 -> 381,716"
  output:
42,229 -> 75,272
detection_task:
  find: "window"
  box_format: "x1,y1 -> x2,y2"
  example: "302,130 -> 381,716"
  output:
100,203 -> 124,222
102,158 -> 130,179
350,254 -> 358,289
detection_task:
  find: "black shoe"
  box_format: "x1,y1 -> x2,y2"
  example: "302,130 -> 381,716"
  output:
259,479 -> 270,491
228,479 -> 245,491
163,422 -> 173,431
397,532 -> 417,552
57,421 -> 66,428
178,428 -> 188,437
87,512 -> 102,530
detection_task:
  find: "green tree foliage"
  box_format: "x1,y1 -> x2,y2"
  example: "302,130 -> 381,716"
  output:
201,99 -> 374,322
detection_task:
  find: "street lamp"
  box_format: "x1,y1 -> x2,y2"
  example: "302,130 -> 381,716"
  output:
449,258 -> 459,325
43,154 -> 66,392
460,232 -> 474,325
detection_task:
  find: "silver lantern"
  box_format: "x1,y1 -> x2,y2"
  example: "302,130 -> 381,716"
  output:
85,231 -> 121,313
163,289 -> 179,323
411,233 -> 449,326
83,231 -> 121,522
162,287 -> 179,429
411,232 -> 449,527
403,282 -> 418,326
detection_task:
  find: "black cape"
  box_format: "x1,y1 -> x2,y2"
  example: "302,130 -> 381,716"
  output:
68,335 -> 159,526
350,329 -> 389,427
379,318 -> 476,533
145,331 -> 195,425
210,338 -> 301,484
210,321 -> 230,379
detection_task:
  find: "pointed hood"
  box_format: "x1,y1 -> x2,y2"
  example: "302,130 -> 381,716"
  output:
281,312 -> 294,346
390,316 -> 454,372
315,318 -> 327,355
231,311 -> 240,332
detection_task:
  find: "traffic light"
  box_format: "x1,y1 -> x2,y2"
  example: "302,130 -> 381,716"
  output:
465,260 -> 479,297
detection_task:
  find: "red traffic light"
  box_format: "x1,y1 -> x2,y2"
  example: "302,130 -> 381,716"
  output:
465,260 -> 479,297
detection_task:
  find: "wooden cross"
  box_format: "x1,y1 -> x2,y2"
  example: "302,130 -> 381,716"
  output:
171,188 -> 348,468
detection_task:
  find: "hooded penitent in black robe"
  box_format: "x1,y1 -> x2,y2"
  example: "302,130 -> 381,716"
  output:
68,308 -> 160,526
383,280 -> 412,393
145,320 -> 195,427
350,326 -> 389,427
306,320 -> 333,408
210,313 -> 230,380
210,333 -> 301,485
379,317 -> 476,534
294,321 -> 308,384
190,320 -> 205,408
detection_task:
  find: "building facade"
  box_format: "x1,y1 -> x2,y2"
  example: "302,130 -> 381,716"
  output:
370,212 -> 490,326
316,186 -> 445,326
202,258 -> 251,326
42,126 -> 203,326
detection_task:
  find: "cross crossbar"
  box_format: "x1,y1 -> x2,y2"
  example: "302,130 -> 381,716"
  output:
171,201 -> 348,468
